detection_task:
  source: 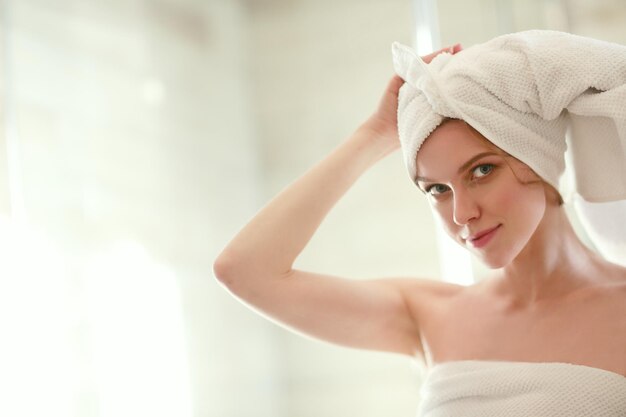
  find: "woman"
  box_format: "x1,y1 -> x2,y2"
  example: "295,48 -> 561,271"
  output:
214,30 -> 626,415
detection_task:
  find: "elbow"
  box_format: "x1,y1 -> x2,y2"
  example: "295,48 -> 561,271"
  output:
213,249 -> 254,292
213,250 -> 284,294
212,252 -> 238,288
213,254 -> 257,299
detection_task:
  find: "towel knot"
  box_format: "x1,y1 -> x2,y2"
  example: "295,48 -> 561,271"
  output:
413,67 -> 454,116
391,42 -> 456,117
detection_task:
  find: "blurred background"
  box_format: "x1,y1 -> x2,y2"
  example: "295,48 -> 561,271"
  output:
0,0 -> 625,416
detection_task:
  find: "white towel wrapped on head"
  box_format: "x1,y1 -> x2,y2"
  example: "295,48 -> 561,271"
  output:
392,30 -> 626,203
392,30 -> 626,263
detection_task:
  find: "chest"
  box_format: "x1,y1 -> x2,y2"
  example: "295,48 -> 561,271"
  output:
417,285 -> 626,376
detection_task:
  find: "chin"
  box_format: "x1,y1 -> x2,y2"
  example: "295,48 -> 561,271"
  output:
481,258 -> 508,269
471,233 -> 529,269
475,251 -> 516,269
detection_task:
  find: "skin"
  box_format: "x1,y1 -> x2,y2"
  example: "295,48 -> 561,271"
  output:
214,43 -> 626,375
416,120 -> 547,270
412,120 -> 626,373
415,120 -> 621,308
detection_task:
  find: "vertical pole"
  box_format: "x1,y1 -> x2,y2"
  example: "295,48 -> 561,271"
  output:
411,0 -> 441,54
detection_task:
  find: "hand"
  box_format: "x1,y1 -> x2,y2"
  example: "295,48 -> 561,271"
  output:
360,43 -> 463,154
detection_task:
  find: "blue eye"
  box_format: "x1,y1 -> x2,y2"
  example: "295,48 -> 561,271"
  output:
472,164 -> 494,178
425,184 -> 449,196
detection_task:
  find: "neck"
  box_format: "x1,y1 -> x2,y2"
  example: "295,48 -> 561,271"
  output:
496,205 -> 604,308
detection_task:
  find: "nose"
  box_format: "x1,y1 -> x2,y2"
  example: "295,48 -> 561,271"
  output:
452,188 -> 480,226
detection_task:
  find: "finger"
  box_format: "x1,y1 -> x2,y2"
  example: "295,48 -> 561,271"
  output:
389,74 -> 404,89
421,43 -> 462,63
421,47 -> 450,63
385,74 -> 404,96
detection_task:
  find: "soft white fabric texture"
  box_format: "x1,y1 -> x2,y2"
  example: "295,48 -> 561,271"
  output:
417,360 -> 626,417
391,30 -> 626,203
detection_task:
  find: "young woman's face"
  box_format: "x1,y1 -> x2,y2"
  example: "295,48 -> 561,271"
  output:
415,120 -> 546,268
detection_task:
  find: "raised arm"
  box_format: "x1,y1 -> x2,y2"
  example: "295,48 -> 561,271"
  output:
213,46 -> 461,357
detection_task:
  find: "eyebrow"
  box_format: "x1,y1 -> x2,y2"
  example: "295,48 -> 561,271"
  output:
414,151 -> 499,184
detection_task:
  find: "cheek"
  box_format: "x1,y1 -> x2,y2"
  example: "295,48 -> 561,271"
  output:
495,182 -> 546,233
491,185 -> 521,211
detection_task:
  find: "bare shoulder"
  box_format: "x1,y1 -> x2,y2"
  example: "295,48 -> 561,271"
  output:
391,276 -> 466,303
593,260 -> 626,296
396,277 -> 468,322
599,262 -> 626,305
608,261 -> 626,284
401,275 -> 467,294
360,275 -> 468,325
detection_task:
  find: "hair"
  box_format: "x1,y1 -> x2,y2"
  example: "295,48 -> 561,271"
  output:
424,118 -> 564,206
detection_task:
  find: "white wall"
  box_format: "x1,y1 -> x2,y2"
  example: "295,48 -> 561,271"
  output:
3,0 -> 283,416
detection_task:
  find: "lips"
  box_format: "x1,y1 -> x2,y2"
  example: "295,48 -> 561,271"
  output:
463,224 -> 502,249
469,225 -> 501,242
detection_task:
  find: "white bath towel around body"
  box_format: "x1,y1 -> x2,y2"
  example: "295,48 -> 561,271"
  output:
417,360 -> 626,417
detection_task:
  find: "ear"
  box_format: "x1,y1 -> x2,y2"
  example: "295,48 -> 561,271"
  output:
542,182 -> 563,206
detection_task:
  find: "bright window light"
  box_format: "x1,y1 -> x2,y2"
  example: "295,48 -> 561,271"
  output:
0,216 -> 75,417
84,240 -> 192,417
